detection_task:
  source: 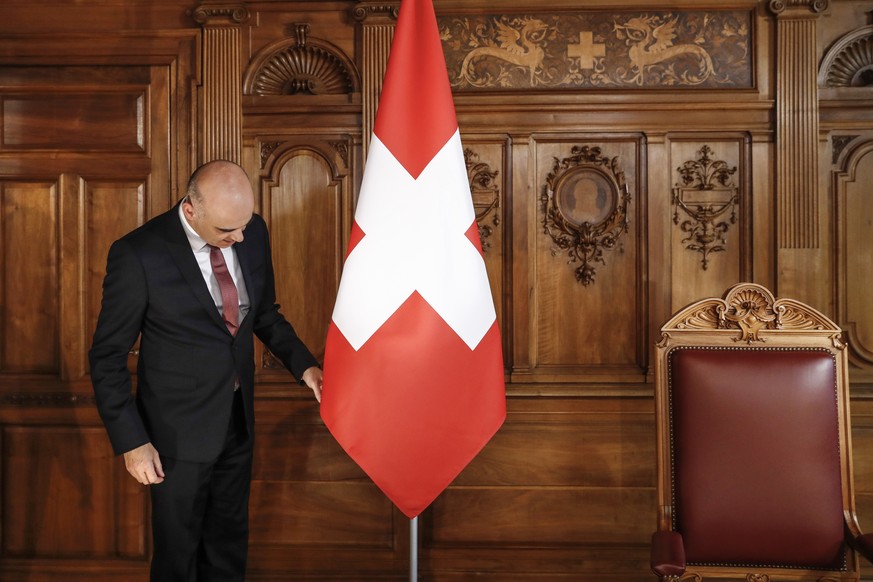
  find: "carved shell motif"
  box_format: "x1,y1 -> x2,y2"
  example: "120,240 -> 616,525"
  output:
253,46 -> 355,95
820,25 -> 873,87
826,33 -> 873,87
245,24 -> 357,96
662,282 -> 842,345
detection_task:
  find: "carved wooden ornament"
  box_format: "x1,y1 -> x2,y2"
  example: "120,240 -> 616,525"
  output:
672,145 -> 738,270
542,145 -> 630,286
660,282 -> 841,347
464,148 -> 500,253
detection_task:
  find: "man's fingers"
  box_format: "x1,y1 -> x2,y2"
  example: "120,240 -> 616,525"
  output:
123,442 -> 164,484
153,455 -> 165,479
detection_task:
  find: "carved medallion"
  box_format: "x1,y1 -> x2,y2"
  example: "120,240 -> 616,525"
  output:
672,145 -> 738,270
542,145 -> 630,286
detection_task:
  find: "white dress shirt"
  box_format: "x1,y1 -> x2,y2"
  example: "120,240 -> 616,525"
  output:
178,203 -> 251,322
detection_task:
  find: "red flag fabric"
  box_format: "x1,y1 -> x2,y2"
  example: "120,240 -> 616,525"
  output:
320,0 -> 506,519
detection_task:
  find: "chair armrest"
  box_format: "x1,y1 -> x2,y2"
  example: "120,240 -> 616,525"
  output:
852,532 -> 873,565
651,530 -> 686,578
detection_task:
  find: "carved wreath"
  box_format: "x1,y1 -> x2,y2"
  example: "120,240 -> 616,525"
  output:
542,145 -> 630,286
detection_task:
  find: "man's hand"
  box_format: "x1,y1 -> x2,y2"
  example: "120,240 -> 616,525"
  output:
123,442 -> 165,485
302,366 -> 323,403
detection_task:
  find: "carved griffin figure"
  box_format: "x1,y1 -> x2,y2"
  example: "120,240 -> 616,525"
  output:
614,15 -> 715,86
459,17 -> 549,86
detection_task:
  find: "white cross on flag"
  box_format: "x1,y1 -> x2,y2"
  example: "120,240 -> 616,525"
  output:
320,0 -> 506,518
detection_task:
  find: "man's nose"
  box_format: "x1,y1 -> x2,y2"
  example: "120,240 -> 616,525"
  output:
230,229 -> 245,243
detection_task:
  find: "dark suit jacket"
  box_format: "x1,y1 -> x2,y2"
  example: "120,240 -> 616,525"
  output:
89,203 -> 319,462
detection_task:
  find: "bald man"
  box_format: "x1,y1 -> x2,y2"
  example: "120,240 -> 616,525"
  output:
90,160 -> 322,581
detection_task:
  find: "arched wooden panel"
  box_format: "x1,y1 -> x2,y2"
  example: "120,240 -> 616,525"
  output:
835,138 -> 873,376
261,146 -> 346,364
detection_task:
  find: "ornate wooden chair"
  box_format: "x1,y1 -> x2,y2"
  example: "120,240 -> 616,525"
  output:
651,283 -> 873,581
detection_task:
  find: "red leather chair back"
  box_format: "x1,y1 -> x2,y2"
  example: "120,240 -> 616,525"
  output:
669,347 -> 845,569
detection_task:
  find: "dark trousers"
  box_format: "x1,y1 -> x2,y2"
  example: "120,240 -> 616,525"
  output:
149,391 -> 252,582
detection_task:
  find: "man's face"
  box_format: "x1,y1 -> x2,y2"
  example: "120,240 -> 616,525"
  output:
182,194 -> 253,248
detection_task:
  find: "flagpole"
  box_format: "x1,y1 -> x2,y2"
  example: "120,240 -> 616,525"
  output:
410,517 -> 418,582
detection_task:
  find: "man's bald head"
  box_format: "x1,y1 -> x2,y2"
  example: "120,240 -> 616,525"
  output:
183,160 -> 255,248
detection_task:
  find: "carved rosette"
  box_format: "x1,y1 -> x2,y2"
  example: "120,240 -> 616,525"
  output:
746,574 -> 770,582
542,145 -> 630,286
663,282 -> 840,345
244,24 -> 357,96
672,145 -> 738,270
464,148 -> 500,252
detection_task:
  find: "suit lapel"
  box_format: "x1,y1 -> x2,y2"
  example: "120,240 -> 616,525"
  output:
161,204 -> 228,332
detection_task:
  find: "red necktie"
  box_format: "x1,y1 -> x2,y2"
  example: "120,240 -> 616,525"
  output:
209,245 -> 239,336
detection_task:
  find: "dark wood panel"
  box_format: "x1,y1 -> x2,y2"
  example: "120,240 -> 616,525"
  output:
263,147 -> 345,363
530,136 -> 646,378
427,486 -> 654,545
249,481 -> 395,547
1,180 -> 59,374
453,416 -> 655,488
85,180 -> 147,357
1,426 -> 146,558
667,136 -> 751,312
2,93 -> 145,151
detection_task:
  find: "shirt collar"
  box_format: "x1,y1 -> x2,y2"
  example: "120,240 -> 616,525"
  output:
178,200 -> 210,253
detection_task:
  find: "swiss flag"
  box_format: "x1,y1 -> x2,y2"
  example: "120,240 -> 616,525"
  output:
320,0 -> 506,518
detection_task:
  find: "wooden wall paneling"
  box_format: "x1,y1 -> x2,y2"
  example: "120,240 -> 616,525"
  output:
666,134 -> 752,312
246,399 -> 409,578
645,132 -> 672,380
528,134 -> 647,384
0,23 -> 198,581
256,140 -> 351,382
509,133 -> 533,380
771,1 -> 829,310
0,33 -> 196,187
194,6 -> 248,164
84,178 -> 149,375
1,426 -> 144,558
422,397 -> 655,579
459,135 -> 509,360
355,3 -> 398,159
0,179 -> 59,375
835,136 -> 873,384
750,134 -> 776,291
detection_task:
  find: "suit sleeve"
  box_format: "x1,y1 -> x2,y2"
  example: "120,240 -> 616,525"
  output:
250,218 -> 320,382
89,238 -> 151,455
